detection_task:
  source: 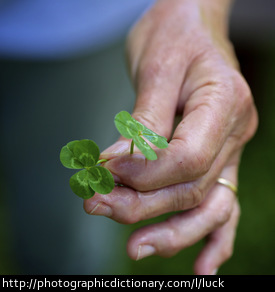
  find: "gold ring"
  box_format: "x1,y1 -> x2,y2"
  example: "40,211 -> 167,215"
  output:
217,178 -> 238,194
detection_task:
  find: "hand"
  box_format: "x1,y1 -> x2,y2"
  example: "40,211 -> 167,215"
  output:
84,0 -> 258,274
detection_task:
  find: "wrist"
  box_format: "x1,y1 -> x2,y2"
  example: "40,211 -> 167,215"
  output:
199,0 -> 234,37
198,0 -> 239,68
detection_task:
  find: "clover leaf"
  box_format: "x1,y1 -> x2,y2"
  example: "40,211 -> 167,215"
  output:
114,111 -> 168,160
60,139 -> 114,199
60,111 -> 169,199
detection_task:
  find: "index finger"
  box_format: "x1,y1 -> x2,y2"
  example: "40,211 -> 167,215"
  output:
103,77 -> 235,192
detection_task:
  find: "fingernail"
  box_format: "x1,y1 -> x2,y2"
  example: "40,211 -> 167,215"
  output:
89,202 -> 112,217
136,245 -> 156,261
102,141 -> 130,155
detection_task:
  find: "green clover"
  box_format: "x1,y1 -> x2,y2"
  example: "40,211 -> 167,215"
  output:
60,139 -> 114,199
60,111 -> 169,199
114,111 -> 168,160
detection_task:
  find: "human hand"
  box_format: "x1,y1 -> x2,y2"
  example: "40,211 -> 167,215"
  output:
84,0 -> 258,274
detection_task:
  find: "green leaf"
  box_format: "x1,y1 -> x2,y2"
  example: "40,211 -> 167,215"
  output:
114,111 -> 168,160
136,121 -> 168,149
60,141 -> 84,169
114,111 -> 139,139
69,169 -> 95,199
60,139 -> 115,198
133,136 -> 158,160
60,139 -> 99,169
72,139 -> 100,168
88,166 -> 115,194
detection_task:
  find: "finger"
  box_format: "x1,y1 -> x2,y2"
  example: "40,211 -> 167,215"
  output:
84,156 -> 239,225
126,182 -> 236,263
84,181 -> 200,224
193,200 -> 240,275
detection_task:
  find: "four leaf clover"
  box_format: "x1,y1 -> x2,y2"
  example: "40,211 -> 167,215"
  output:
60,111 -> 169,199
114,111 -> 168,160
60,139 -> 114,199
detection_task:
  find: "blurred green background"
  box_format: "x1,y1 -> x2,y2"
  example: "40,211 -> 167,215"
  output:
1,4 -> 275,275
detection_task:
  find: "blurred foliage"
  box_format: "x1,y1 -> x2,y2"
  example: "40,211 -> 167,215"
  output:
221,42 -> 275,275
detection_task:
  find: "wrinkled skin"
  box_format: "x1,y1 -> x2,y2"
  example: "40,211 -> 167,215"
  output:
84,0 -> 258,274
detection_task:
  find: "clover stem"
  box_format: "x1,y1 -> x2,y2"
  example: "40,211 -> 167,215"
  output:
130,140 -> 134,155
97,159 -> 108,165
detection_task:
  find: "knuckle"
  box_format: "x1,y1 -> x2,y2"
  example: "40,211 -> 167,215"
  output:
210,193 -> 234,226
173,140 -> 213,180
137,46 -> 182,84
235,76 -> 254,117
111,193 -> 143,224
233,71 -> 252,101
119,209 -> 141,224
187,184 -> 205,209
246,106 -> 258,142
165,230 -> 179,253
220,245 -> 233,261
133,110 -> 160,134
231,72 -> 259,144
171,183 -> 205,211
139,58 -> 164,81
192,149 -> 212,177
159,222 -> 182,257
185,147 -> 212,179
214,203 -> 232,226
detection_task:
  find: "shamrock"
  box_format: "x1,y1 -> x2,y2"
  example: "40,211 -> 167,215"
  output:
60,111 -> 169,199
60,139 -> 114,199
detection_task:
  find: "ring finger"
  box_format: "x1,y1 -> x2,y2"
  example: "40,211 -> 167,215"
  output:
126,175 -> 238,270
